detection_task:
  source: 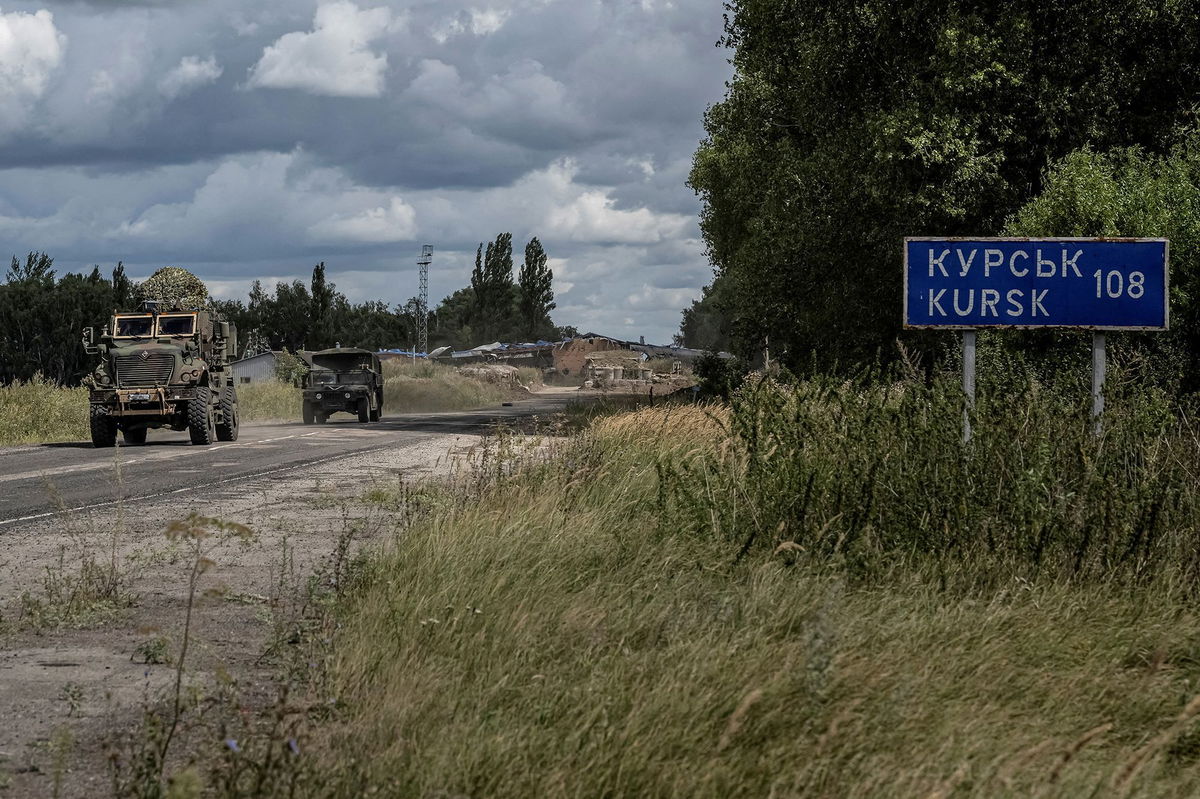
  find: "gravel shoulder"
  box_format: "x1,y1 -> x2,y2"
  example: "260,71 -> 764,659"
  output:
0,428 -> 486,797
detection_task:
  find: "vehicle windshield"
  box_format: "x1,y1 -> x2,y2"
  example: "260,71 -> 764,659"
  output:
310,371 -> 370,385
156,314 -> 196,336
114,315 -> 153,337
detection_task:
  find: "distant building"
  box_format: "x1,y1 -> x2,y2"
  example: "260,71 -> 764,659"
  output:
551,335 -> 629,376
230,351 -> 280,385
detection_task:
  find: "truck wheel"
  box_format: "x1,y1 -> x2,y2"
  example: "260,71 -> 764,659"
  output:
302,400 -> 314,425
123,427 -> 147,445
188,387 -> 216,445
89,405 -> 117,448
357,398 -> 369,423
315,411 -> 327,424
216,386 -> 239,441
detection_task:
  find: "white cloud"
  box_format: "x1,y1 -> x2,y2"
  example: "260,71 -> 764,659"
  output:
470,8 -> 510,35
0,8 -> 64,98
246,1 -> 395,97
107,150 -> 418,253
0,8 -> 65,131
159,55 -> 223,100
311,197 -> 417,242
542,161 -> 691,244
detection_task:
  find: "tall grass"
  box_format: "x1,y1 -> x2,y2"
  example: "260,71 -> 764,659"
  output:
0,376 -> 87,444
237,380 -> 301,422
307,376 -> 1200,797
381,359 -> 529,412
658,372 -> 1200,585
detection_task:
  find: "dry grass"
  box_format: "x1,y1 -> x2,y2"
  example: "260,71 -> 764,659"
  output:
236,380 -> 300,422
0,376 -> 88,444
312,386 -> 1200,797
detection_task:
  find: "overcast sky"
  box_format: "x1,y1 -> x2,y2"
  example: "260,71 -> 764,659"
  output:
0,0 -> 731,344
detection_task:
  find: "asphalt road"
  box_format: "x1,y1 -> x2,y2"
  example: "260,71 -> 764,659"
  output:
0,392 -> 576,529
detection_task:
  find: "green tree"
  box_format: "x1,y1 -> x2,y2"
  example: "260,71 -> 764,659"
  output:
432,287 -> 478,349
310,261 -> 337,350
679,276 -> 732,351
470,233 -> 517,341
1003,141 -> 1200,391
0,252 -> 122,384
517,237 -> 555,340
690,0 -> 1200,370
111,262 -> 134,310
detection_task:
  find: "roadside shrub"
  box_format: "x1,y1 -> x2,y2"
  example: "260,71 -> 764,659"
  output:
658,370 -> 1199,586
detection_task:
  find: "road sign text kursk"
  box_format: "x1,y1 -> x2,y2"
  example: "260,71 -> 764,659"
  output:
904,238 -> 1168,329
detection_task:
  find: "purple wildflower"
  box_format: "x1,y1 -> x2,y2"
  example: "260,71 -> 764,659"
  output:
287,738 -> 300,756
225,738 -> 240,753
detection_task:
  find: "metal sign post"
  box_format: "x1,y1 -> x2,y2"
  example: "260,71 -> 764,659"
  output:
1092,332 -> 1105,436
962,330 -> 976,443
903,237 -> 1168,440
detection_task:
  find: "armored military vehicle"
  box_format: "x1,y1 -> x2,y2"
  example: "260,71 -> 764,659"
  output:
82,268 -> 239,447
301,348 -> 383,424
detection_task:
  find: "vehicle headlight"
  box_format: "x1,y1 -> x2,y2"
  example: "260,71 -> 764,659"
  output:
344,392 -> 351,399
315,392 -> 323,400
180,372 -> 192,382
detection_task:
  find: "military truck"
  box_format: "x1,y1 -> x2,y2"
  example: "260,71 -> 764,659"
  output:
82,305 -> 239,447
301,348 -> 383,424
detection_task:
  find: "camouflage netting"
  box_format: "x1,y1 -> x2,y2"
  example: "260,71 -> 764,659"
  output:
135,266 -> 209,309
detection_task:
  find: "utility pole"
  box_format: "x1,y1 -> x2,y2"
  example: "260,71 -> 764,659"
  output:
416,245 -> 432,356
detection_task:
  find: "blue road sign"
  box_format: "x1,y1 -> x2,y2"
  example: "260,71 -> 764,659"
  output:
904,238 -> 1168,330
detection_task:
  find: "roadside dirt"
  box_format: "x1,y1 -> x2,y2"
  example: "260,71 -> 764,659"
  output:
0,429 -> 484,798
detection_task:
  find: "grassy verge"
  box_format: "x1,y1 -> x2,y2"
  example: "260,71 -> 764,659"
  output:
0,376 -> 88,444
285,376 -> 1200,797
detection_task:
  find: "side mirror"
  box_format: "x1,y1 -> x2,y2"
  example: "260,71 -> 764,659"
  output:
82,327 -> 98,354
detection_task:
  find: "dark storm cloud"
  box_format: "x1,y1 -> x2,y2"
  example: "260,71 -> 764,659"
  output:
0,0 -> 731,343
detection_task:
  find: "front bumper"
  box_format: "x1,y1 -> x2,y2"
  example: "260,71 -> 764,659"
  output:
305,391 -> 368,411
91,387 -> 198,416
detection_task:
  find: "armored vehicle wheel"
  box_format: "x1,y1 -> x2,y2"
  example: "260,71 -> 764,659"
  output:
216,386 -> 239,441
302,401 -> 314,425
89,405 -> 117,448
123,427 -> 147,445
188,387 -> 216,445
357,398 -> 369,423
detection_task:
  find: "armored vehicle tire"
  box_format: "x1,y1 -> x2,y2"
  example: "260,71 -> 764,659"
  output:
369,405 -> 380,422
188,387 -> 216,445
89,405 -> 117,448
123,427 -> 148,445
302,401 -> 314,425
216,386 -> 239,442
357,398 -> 369,423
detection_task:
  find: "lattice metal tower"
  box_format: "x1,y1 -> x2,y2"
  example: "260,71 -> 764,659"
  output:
416,245 -> 433,355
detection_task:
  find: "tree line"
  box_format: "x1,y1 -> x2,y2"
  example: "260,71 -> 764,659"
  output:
0,233 -> 567,385
685,0 -> 1200,391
